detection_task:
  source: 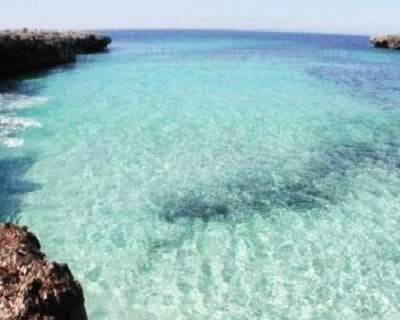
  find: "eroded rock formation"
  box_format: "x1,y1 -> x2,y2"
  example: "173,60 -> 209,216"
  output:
370,35 -> 400,50
0,29 -> 112,77
0,223 -> 87,320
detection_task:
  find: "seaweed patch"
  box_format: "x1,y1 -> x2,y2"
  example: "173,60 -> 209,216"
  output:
161,193 -> 229,222
158,140 -> 400,223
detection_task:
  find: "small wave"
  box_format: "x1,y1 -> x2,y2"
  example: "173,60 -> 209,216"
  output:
1,137 -> 24,148
0,115 -> 42,148
0,94 -> 48,112
0,92 -> 46,148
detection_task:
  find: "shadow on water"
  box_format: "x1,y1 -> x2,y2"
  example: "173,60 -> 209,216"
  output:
0,77 -> 43,222
0,50 -> 105,221
0,78 -> 44,96
0,156 -> 41,221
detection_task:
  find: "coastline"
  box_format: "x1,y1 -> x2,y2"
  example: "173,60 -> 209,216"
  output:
0,223 -> 87,319
0,30 -> 112,319
370,34 -> 400,50
1,30 -> 400,318
0,30 -> 112,78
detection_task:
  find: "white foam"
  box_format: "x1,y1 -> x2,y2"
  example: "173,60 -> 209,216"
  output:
0,115 -> 42,148
0,91 -> 46,148
0,115 -> 42,129
2,137 -> 24,148
0,93 -> 48,111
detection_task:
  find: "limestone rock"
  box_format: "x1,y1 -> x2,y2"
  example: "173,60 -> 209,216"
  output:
370,34 -> 400,50
0,30 -> 112,77
0,223 -> 87,320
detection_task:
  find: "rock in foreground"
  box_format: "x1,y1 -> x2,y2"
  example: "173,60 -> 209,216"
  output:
0,223 -> 87,320
370,34 -> 400,49
0,30 -> 112,77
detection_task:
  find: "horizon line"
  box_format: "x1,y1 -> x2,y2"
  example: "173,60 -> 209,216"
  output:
95,27 -> 373,37
0,26 -> 377,37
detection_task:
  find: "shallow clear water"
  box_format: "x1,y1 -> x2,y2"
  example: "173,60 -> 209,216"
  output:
1,30 -> 400,319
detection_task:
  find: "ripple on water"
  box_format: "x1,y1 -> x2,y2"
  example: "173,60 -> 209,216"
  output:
0,94 -> 46,147
3,31 -> 400,319
157,140 -> 400,223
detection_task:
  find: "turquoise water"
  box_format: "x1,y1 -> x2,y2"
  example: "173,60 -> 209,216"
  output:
1,30 -> 400,319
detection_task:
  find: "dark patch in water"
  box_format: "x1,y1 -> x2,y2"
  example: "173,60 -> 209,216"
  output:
326,142 -> 400,170
159,140 -> 400,223
159,161 -> 340,223
162,193 -> 229,222
227,166 -> 339,213
0,156 -> 41,220
309,62 -> 400,106
0,80 -> 44,97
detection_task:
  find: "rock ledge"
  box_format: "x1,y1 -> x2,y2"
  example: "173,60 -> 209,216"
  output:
0,223 -> 87,320
370,34 -> 400,50
0,29 -> 112,77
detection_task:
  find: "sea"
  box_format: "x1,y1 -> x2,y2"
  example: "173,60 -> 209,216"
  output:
1,30 -> 400,319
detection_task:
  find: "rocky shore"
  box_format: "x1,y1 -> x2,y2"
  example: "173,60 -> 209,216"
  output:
0,223 -> 87,320
370,34 -> 400,50
0,29 -> 111,77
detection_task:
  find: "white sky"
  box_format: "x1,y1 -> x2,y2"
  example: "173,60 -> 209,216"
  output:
0,0 -> 398,35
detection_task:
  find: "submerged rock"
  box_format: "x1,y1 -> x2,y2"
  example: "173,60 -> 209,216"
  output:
0,29 -> 112,77
370,35 -> 400,50
162,193 -> 229,222
0,223 -> 87,320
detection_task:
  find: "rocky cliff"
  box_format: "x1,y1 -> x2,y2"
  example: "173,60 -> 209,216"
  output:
370,35 -> 400,50
0,223 -> 87,320
0,30 -> 111,77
